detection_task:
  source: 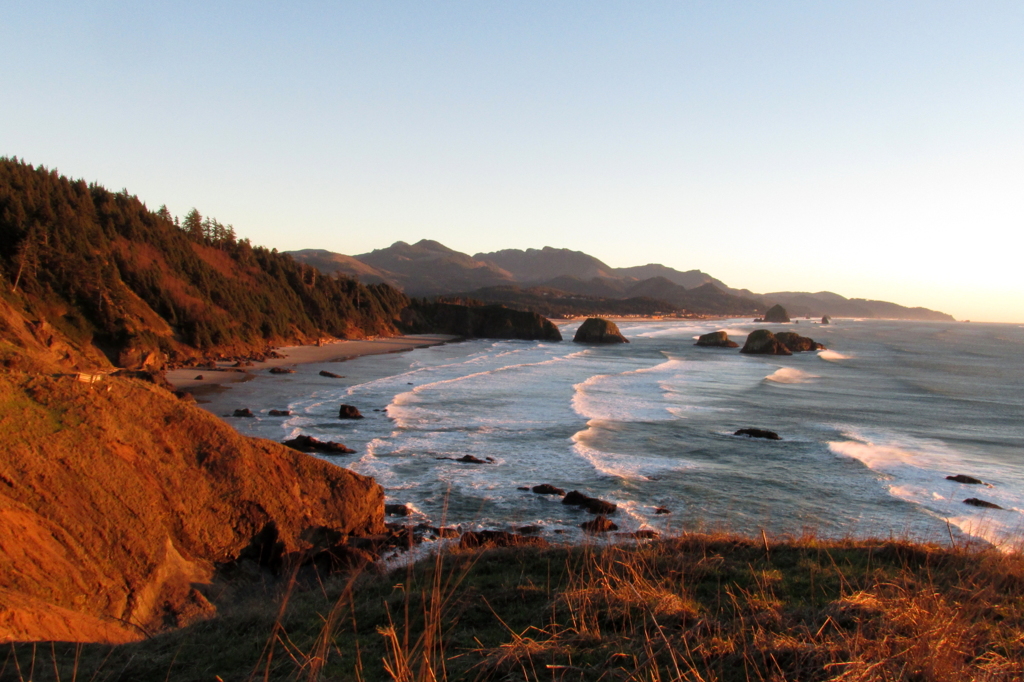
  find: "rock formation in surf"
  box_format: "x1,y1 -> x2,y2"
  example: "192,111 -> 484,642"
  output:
0,373 -> 384,644
573,318 -> 629,344
763,304 -> 791,323
695,331 -> 739,348
773,332 -> 826,352
740,330 -> 792,355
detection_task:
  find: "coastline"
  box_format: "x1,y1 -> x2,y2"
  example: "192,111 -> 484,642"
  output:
165,334 -> 459,390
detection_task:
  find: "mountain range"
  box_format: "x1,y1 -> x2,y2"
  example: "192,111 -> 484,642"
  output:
289,240 -> 954,321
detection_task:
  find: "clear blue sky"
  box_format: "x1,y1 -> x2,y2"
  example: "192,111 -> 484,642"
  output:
3,2 -> 1022,321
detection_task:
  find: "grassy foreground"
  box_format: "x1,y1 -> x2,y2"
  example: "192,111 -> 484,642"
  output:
4,533 -> 1023,681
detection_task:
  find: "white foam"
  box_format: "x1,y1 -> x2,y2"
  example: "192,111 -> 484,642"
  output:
764,367 -> 817,384
818,350 -> 851,362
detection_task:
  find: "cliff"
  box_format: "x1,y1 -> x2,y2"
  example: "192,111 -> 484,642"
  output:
0,372 -> 384,644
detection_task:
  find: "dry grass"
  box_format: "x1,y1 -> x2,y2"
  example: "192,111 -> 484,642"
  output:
5,532 -> 1024,681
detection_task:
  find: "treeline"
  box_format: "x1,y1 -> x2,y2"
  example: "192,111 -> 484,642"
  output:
0,157 -> 409,364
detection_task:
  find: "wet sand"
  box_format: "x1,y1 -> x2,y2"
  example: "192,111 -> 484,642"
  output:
166,335 -> 459,390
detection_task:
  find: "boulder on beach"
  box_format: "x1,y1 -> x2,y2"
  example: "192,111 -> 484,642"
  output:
269,367 -> 295,374
964,498 -> 1003,510
580,515 -> 618,533
774,332 -> 826,352
740,330 -> 792,355
532,484 -> 566,495
282,435 -> 355,454
194,374 -> 204,380
735,428 -> 781,440
763,304 -> 791,323
338,404 -> 364,419
233,408 -> 255,418
695,331 -> 739,348
319,370 -> 343,378
562,490 -> 617,514
573,317 -> 629,344
947,474 -> 986,485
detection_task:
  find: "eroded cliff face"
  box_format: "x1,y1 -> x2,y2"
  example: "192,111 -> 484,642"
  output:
0,373 -> 384,644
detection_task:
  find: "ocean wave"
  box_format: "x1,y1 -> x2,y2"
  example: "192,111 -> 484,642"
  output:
764,367 -> 817,384
818,350 -> 851,362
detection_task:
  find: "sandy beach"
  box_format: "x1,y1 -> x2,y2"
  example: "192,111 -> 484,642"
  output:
165,334 -> 459,390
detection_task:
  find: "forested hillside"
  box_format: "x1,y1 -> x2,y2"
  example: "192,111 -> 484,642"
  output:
0,158 -> 409,370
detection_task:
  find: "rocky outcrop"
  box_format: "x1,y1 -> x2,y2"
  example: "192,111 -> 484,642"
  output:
740,330 -> 792,356
573,318 -> 628,344
735,428 -> 781,440
0,373 -> 384,644
821,315 -> 831,324
947,475 -> 987,485
532,484 -> 565,495
580,515 -> 618,533
774,332 -> 826,352
269,367 -> 296,374
695,331 -> 739,348
338,404 -> 364,419
282,435 -> 355,454
458,530 -> 548,549
319,370 -> 344,378
268,409 -> 292,416
964,498 -> 1003,510
562,490 -> 617,514
399,302 -> 562,341
233,408 -> 255,417
763,304 -> 790,323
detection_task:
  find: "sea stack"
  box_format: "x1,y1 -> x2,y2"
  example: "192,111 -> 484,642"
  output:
821,315 -> 831,325
695,331 -> 739,348
573,317 -> 629,344
773,332 -> 826,352
740,330 -> 792,355
763,304 -> 791,323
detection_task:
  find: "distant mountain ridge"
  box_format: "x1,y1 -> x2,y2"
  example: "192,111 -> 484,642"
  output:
287,241 -> 954,321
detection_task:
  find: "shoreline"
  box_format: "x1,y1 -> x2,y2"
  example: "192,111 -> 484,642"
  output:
165,334 -> 459,390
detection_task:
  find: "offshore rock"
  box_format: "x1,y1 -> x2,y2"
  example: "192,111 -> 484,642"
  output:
532,484 -> 566,495
947,474 -> 987,485
695,331 -> 739,348
763,304 -> 791,323
282,435 -> 355,454
562,490 -> 617,514
774,332 -> 826,352
269,367 -> 296,374
821,315 -> 831,324
573,317 -> 629,344
233,408 -> 255,418
319,370 -> 343,378
735,428 -> 781,440
268,409 -> 292,416
338,404 -> 364,419
964,498 -> 1003,510
740,330 -> 792,356
581,515 -> 618,533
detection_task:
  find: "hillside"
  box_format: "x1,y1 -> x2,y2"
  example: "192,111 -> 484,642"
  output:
0,371 -> 384,643
474,246 -> 618,282
765,291 -> 956,321
0,158 -> 410,371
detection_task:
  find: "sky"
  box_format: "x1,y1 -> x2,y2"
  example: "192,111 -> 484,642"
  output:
2,2 -> 1023,322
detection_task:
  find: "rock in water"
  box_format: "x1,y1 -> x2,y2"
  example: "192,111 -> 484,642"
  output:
773,332 -> 826,352
532,484 -> 566,495
964,498 -> 1003,509
740,330 -> 792,355
319,370 -> 343,378
282,434 -> 355,454
581,515 -> 618,533
573,317 -> 629,344
459,530 -> 548,549
947,474 -> 986,485
385,504 -> 411,517
338,404 -> 364,419
269,367 -> 296,374
763,304 -> 790,323
735,428 -> 781,440
268,409 -> 292,416
233,408 -> 255,418
695,331 -> 739,348
821,315 -> 831,324
562,490 -> 617,514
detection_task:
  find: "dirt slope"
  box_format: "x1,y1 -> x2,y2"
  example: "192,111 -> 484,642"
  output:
0,372 -> 384,643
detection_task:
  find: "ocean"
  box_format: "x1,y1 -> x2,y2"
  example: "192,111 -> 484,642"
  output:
203,319 -> 1024,548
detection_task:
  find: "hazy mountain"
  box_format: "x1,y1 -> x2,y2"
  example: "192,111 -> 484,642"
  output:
353,239 -> 515,295
765,292 -> 954,321
615,264 -> 728,290
287,248 -> 398,286
474,246 -> 618,282
290,240 -> 953,320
